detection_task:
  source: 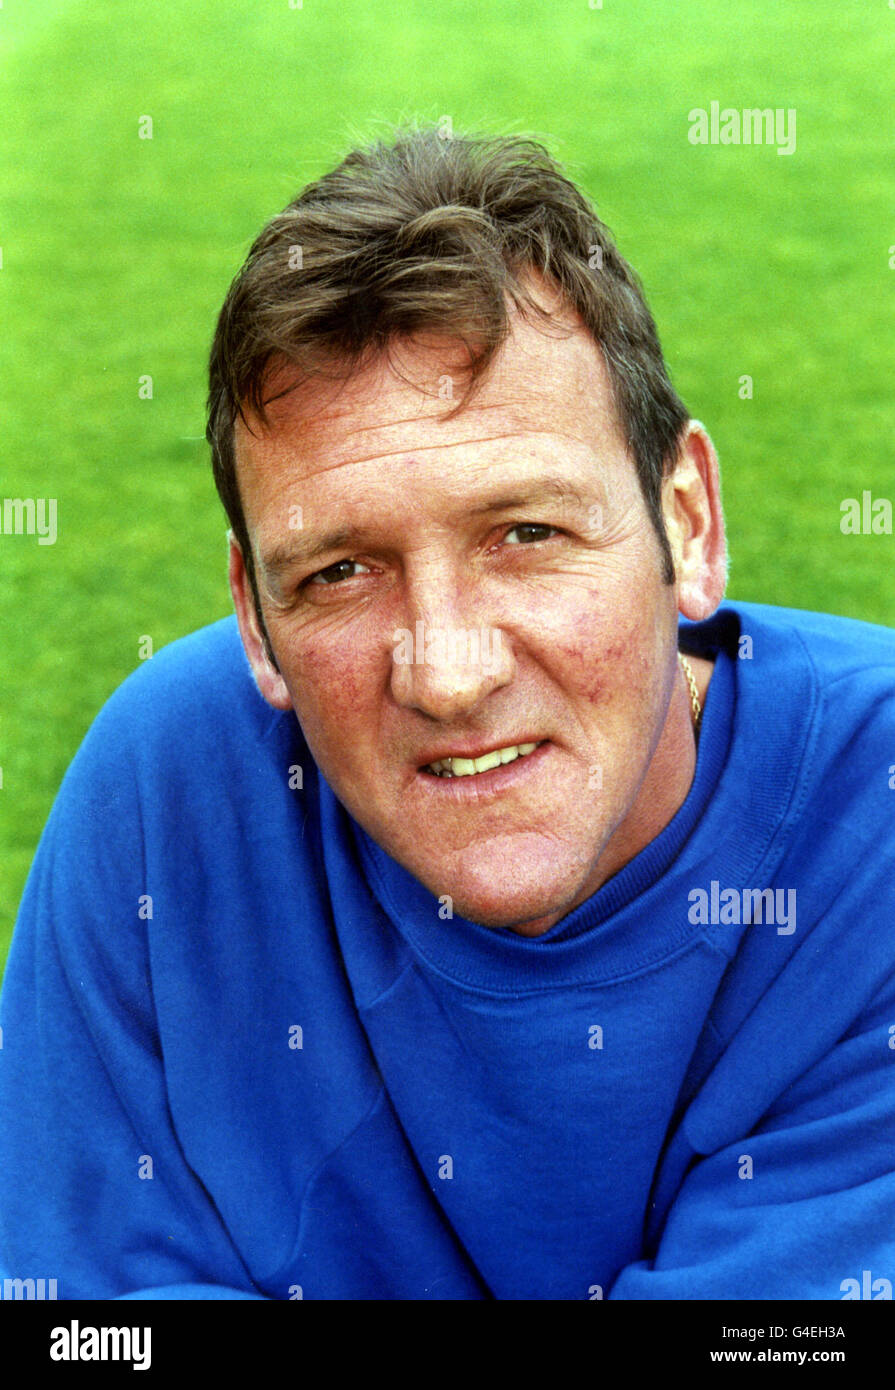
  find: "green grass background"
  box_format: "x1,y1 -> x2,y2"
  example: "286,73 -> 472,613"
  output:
2,0 -> 893,969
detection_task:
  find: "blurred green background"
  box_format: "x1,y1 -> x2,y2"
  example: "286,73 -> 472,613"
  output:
2,0 -> 894,969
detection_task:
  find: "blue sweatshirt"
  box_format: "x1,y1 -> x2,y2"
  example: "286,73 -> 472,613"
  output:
1,601 -> 894,1301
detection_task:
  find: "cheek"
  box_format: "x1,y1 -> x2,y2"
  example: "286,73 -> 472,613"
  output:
278,625 -> 378,755
542,589 -> 664,708
552,636 -> 625,705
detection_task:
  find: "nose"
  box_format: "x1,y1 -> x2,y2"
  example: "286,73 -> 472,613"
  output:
389,581 -> 514,723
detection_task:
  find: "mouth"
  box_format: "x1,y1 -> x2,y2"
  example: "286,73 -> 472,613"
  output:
421,740 -> 548,779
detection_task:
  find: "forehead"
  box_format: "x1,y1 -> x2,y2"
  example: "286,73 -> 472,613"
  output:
233,295 -> 630,533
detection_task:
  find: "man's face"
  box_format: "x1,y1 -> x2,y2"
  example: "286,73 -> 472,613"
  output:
230,289 -> 724,936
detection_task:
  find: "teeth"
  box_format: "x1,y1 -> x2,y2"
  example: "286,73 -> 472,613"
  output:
427,742 -> 540,778
470,750 -> 503,774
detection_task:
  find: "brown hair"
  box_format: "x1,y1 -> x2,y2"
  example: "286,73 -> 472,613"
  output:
207,123 -> 689,636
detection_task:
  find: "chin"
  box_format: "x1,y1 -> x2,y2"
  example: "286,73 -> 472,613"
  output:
423,851 -> 591,935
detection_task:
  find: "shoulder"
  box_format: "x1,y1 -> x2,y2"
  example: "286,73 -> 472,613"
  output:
61,616 -> 305,814
686,599 -> 895,724
684,599 -> 895,672
736,599 -> 895,674
26,617 -> 315,949
736,601 -> 895,752
685,600 -> 895,864
89,615 -> 266,737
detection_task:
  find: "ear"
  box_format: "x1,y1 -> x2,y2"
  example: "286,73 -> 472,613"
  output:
228,532 -> 292,710
660,421 -> 727,621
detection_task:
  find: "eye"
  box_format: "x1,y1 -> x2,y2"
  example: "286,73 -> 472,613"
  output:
503,523 -> 559,544
307,558 -> 371,586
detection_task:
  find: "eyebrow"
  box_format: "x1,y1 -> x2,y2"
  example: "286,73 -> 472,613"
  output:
259,473 -> 592,578
261,526 -> 370,579
466,475 -> 590,516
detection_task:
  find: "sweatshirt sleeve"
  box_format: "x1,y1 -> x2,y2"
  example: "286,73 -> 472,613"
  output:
0,691 -> 269,1301
608,975 -> 895,1300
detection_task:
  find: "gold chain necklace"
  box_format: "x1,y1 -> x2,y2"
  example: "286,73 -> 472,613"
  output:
678,653 -> 702,729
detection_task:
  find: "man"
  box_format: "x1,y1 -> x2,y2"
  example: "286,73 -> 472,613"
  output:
1,126 -> 894,1301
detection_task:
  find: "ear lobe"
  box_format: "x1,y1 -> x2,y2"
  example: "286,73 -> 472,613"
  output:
227,534 -> 293,710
